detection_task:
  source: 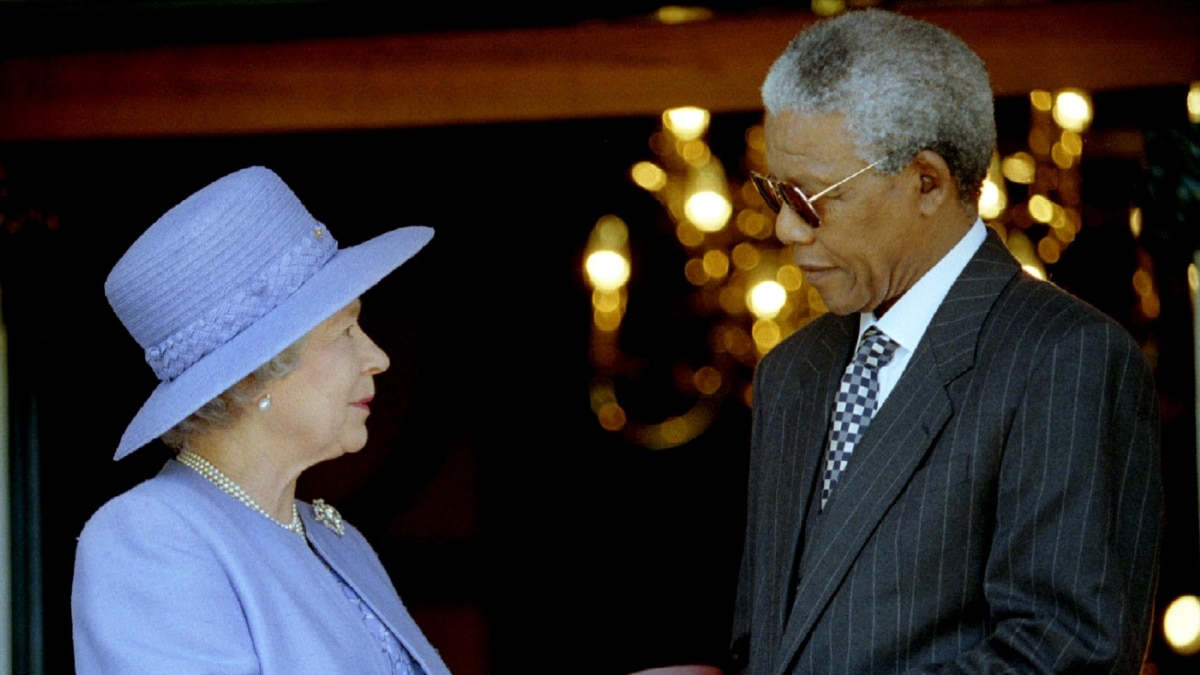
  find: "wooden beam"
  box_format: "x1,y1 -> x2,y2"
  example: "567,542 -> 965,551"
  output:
1,1 -> 1196,141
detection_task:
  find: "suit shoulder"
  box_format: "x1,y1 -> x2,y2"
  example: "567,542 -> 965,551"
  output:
1005,273 -> 1127,327
77,468 -> 201,545
991,272 -> 1144,357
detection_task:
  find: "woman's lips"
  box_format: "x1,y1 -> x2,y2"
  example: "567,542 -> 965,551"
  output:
351,397 -> 373,411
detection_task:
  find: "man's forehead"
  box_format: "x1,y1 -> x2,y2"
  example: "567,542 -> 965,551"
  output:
764,111 -> 855,167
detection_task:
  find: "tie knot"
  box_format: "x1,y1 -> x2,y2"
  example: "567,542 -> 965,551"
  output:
855,326 -> 900,369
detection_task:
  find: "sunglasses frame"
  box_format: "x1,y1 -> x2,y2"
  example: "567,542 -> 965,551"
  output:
750,157 -> 886,228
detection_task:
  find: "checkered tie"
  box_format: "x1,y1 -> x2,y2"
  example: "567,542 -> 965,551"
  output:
821,326 -> 900,509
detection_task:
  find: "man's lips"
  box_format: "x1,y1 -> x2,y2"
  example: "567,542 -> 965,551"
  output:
351,397 -> 373,411
799,265 -> 836,281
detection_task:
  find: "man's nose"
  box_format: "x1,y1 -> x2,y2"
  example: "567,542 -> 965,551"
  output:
775,207 -> 816,246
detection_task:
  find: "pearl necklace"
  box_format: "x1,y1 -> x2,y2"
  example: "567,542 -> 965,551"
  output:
176,450 -> 305,537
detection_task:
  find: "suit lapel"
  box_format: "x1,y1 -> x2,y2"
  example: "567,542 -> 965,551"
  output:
775,228 -> 1021,672
770,313 -> 858,633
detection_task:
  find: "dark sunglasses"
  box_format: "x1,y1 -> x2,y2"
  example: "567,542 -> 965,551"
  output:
750,157 -> 886,228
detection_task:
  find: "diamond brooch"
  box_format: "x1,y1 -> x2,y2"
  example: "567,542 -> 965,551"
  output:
312,499 -> 345,536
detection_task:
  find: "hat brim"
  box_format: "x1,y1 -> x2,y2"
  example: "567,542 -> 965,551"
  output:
112,225 -> 434,460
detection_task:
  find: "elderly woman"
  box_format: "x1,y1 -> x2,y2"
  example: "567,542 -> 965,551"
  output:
71,166 -> 452,674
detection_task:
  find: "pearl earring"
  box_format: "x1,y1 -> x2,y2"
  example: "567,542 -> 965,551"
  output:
258,395 -> 271,411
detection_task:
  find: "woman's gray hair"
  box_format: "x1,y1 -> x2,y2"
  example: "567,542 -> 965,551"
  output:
761,9 -> 996,205
160,338 -> 306,451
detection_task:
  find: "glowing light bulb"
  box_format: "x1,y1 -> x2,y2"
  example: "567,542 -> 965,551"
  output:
1188,81 -> 1200,124
1001,152 -> 1036,184
585,250 -> 631,291
686,191 -> 732,232
1052,89 -> 1092,133
1029,195 -> 1055,224
748,280 -> 787,319
664,107 -> 710,141
631,161 -> 668,192
979,180 -> 1006,220
1165,595 -> 1200,655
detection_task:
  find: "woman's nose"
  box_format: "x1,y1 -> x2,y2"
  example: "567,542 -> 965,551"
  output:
774,207 -> 816,246
360,333 -> 391,375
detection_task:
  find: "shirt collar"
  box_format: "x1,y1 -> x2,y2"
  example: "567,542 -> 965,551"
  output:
859,218 -> 987,350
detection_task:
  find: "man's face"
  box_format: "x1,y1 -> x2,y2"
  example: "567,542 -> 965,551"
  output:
764,110 -> 932,316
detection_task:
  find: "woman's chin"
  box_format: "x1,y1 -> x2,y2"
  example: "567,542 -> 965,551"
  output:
341,432 -> 370,455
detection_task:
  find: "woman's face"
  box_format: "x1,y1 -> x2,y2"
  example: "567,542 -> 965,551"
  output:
263,299 -> 390,466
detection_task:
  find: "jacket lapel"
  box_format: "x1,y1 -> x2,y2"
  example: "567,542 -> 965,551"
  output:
769,313 -> 858,634
775,228 -> 1020,672
302,505 -> 452,675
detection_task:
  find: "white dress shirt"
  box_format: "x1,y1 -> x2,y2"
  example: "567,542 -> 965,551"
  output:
859,218 -> 987,408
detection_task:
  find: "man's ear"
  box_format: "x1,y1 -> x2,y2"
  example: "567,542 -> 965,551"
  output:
910,149 -> 955,216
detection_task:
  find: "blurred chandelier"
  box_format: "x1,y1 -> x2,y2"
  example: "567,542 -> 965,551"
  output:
583,106 -> 826,449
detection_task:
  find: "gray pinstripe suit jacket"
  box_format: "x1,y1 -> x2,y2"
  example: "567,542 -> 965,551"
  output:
732,229 -> 1162,674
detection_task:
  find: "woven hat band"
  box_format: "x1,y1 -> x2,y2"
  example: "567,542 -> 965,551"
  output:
144,225 -> 339,382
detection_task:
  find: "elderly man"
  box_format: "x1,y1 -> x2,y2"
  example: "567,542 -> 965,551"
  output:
730,8 -> 1162,674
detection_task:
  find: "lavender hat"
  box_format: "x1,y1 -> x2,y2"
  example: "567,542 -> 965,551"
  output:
105,166 -> 433,460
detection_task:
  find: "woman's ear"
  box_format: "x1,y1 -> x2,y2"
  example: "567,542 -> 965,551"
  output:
910,149 -> 955,216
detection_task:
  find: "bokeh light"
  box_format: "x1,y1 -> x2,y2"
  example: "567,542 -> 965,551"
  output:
776,264 -> 803,291
1188,81 -> 1200,124
702,249 -> 730,279
811,0 -> 846,17
979,180 -> 1005,220
1002,152 -> 1036,184
1028,195 -> 1055,223
1051,141 -> 1074,169
683,258 -> 708,286
1164,595 -> 1200,655
654,5 -> 714,24
693,366 -> 722,395
585,250 -> 630,291
631,161 -> 668,191
1030,89 -> 1053,112
752,318 -> 782,353
1005,229 -> 1046,280
678,139 -> 710,165
737,208 -> 771,238
1133,251 -> 1161,320
731,242 -> 760,270
1059,130 -> 1083,156
675,221 -> 704,248
663,106 -> 710,141
592,214 -> 629,249
1052,89 -> 1093,133
686,190 -> 732,232
748,280 -> 787,319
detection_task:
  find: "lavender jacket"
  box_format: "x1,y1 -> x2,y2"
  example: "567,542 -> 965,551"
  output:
72,460 -> 452,674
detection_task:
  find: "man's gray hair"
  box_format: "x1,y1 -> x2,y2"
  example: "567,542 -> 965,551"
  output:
761,9 -> 996,204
